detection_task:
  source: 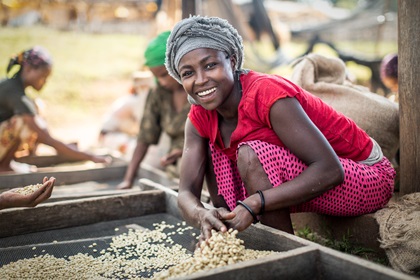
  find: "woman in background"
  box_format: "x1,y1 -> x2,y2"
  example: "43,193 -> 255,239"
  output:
380,53 -> 398,102
0,46 -> 110,173
117,31 -> 190,189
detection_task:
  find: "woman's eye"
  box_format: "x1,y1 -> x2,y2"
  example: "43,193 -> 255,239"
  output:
205,63 -> 216,69
181,70 -> 192,78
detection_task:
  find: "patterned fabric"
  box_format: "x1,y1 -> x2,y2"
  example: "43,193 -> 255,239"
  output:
0,116 -> 36,161
138,85 -> 190,152
212,140 -> 395,216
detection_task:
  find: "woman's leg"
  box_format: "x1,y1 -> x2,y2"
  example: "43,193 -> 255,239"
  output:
237,144 -> 294,234
205,144 -> 229,209
239,140 -> 395,216
0,117 -> 26,172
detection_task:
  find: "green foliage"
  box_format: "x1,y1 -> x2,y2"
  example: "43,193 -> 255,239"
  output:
295,226 -> 389,265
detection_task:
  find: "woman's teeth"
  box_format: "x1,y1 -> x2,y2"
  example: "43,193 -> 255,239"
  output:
197,87 -> 216,97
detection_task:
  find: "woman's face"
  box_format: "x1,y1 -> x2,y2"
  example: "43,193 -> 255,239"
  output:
149,65 -> 180,92
178,48 -> 236,111
382,76 -> 398,93
23,65 -> 52,91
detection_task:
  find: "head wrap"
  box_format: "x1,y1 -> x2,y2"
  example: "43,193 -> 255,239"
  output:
144,31 -> 171,68
7,46 -> 53,74
165,16 -> 244,83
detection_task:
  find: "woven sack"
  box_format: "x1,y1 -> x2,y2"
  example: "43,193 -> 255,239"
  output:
375,192 -> 420,275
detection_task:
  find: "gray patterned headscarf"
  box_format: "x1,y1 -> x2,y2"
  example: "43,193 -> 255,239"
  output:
165,15 -> 244,84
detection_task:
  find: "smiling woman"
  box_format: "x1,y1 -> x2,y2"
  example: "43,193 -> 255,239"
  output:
165,15 -> 396,244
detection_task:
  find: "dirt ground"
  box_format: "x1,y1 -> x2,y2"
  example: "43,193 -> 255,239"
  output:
37,78 -> 169,169
42,79 -> 132,152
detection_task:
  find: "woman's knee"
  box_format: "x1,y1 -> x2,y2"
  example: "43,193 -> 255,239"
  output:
237,144 -> 261,177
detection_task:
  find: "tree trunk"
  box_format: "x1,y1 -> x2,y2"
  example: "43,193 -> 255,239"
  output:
182,0 -> 196,19
398,0 -> 420,195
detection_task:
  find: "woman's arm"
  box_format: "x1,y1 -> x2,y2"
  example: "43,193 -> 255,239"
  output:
178,119 -> 235,240
263,97 -> 344,211
117,141 -> 149,189
22,115 -> 109,163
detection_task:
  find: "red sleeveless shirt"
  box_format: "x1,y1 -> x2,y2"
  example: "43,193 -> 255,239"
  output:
189,70 -> 372,162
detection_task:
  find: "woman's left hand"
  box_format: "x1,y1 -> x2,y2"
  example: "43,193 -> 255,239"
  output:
224,202 -> 256,231
160,149 -> 182,166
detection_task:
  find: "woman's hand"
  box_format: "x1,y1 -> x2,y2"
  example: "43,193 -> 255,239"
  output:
0,177 -> 55,210
224,202 -> 257,232
197,207 -> 236,244
160,149 -> 182,167
116,180 -> 132,190
91,155 -> 113,164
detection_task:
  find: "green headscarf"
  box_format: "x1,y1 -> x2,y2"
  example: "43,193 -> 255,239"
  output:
144,31 -> 171,68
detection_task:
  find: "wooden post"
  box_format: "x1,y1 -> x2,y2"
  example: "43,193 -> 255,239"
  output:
182,0 -> 196,18
398,0 -> 420,195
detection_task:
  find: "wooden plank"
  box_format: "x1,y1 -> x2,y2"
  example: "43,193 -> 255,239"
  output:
0,161 -> 128,189
182,247 -> 318,280
0,157 -> 177,192
0,191 -> 166,238
138,163 -> 179,189
317,247 -> 418,280
239,222 -> 309,252
14,154 -> 83,167
139,178 -> 183,220
398,0 -> 420,194
181,245 -> 415,280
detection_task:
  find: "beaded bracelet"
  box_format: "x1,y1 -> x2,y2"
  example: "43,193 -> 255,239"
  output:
237,200 -> 259,224
256,190 -> 265,215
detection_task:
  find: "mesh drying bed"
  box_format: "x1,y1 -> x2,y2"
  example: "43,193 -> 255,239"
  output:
0,213 -> 200,278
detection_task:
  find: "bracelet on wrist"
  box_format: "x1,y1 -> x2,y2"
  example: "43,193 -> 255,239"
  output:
256,190 -> 265,215
237,200 -> 259,224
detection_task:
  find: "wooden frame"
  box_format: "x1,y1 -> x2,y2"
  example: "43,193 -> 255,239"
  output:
0,181 -> 414,280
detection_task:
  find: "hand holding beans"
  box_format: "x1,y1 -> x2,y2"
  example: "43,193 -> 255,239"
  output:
0,177 -> 55,210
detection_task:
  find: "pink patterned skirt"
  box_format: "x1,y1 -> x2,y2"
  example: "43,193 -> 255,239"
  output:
210,140 -> 395,216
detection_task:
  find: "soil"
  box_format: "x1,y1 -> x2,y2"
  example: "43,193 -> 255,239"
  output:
41,79 -> 132,153
37,78 -> 168,169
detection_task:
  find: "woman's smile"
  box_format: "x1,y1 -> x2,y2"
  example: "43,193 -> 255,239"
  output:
197,87 -> 216,97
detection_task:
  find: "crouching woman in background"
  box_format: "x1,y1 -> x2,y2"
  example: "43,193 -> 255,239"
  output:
0,46 -> 109,173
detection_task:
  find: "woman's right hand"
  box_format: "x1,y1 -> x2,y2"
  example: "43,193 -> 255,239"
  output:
116,180 -> 132,190
197,207 -> 236,244
90,155 -> 112,164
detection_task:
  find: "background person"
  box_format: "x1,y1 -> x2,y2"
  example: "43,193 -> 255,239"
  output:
98,70 -> 154,159
165,16 -> 396,242
117,31 -> 190,189
0,46 -> 110,173
380,53 -> 398,102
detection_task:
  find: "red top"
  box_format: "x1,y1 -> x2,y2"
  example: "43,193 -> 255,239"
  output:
189,70 -> 372,162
